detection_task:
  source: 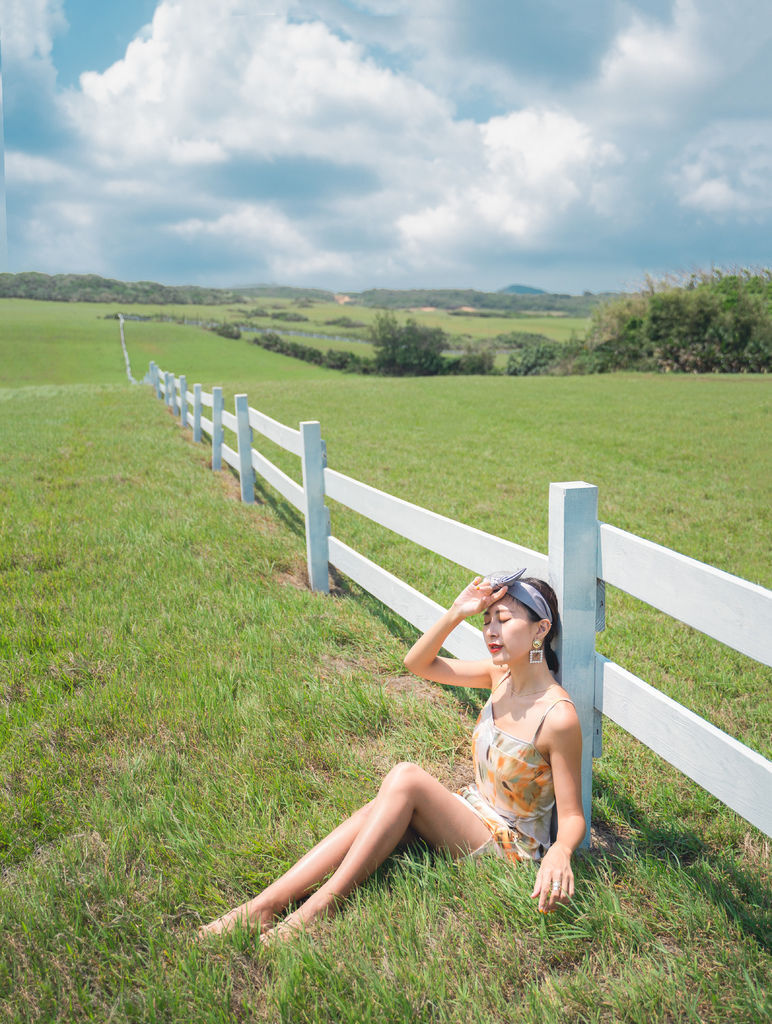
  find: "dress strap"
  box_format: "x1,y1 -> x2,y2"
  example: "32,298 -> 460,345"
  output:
531,699 -> 574,744
489,669 -> 511,698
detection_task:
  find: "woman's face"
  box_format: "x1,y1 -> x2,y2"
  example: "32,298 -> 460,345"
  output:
483,596 -> 545,665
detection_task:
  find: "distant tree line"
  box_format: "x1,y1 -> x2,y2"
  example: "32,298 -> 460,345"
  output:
250,317 -> 498,376
251,332 -> 375,373
353,288 -> 607,316
0,272 -> 247,305
0,272 -> 604,314
236,285 -> 336,302
249,315 -> 498,376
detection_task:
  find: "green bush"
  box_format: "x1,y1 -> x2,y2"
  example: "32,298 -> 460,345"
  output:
369,312 -> 447,376
212,322 -> 241,339
505,337 -> 561,376
495,330 -> 558,349
648,285 -> 771,372
445,343 -> 497,375
250,332 -> 375,373
270,311 -> 309,323
583,271 -> 772,373
324,316 -> 368,329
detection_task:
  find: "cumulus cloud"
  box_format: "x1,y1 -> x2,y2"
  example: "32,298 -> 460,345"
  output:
0,0 -> 66,63
4,151 -> 74,184
674,121 -> 772,216
49,0 -> 629,281
61,2 -> 453,172
595,0 -> 707,124
399,109 -> 621,256
4,0 -> 772,287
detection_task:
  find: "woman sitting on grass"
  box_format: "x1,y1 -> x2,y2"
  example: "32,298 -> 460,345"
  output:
199,570 -> 585,942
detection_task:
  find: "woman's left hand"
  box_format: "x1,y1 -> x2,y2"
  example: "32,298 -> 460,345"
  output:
531,842 -> 574,913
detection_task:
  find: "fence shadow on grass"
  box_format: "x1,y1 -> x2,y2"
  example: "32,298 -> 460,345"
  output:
332,578 -> 425,647
253,476 -> 305,538
319,574 -> 490,718
592,774 -> 771,951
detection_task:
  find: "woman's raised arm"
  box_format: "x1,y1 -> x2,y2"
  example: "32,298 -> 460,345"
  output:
403,577 -> 506,690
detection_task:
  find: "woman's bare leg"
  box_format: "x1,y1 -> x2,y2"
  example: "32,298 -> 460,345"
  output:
199,800 -> 386,936
263,762 -> 491,942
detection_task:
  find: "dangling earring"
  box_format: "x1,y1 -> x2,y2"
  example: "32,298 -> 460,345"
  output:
529,638 -> 544,664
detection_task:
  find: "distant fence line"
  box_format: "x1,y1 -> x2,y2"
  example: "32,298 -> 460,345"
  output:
144,359 -> 772,843
118,314 -> 136,384
114,312 -> 368,346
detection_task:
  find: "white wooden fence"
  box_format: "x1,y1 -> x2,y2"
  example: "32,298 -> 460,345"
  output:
145,360 -> 772,843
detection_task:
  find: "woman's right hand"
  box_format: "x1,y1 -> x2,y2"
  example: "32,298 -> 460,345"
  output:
404,576 -> 506,687
451,577 -> 507,620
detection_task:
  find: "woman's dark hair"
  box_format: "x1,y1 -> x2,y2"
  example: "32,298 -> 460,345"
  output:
517,577 -> 560,674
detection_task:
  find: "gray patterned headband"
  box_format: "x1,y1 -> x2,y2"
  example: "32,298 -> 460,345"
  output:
485,569 -> 552,622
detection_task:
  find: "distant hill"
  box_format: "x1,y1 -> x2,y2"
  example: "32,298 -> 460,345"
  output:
0,272 -> 614,315
498,284 -> 546,295
351,288 -> 612,315
0,272 -> 243,305
0,273 -> 337,305
234,284 -> 337,302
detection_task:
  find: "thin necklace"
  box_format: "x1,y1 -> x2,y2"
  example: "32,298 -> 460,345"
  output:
494,669 -> 553,698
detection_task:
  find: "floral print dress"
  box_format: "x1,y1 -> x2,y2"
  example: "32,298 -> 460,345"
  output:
455,693 -> 574,862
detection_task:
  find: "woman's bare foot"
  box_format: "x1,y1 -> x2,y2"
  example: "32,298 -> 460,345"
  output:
197,896 -> 278,939
259,919 -> 303,946
259,890 -> 341,945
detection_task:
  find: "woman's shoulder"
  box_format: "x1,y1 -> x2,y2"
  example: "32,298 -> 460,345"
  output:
541,687 -> 581,733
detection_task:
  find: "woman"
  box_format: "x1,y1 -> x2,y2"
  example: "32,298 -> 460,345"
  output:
199,570 -> 584,942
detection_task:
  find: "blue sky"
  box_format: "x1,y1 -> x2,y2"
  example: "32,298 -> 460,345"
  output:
1,0 -> 770,293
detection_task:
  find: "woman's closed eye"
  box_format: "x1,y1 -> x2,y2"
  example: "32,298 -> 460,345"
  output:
484,613 -> 510,626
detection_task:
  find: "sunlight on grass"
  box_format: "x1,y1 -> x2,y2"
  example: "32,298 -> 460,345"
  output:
0,303 -> 769,1022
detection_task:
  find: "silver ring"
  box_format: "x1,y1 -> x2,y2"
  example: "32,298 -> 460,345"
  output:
551,882 -> 560,891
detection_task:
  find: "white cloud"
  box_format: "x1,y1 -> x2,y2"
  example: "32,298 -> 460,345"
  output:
0,0 -> 66,62
5,150 -> 73,184
168,138 -> 227,166
14,197 -> 101,274
6,0 -> 772,288
170,201 -> 355,279
674,121 -> 772,216
172,203 -> 307,248
61,1 -> 454,173
598,0 -> 706,114
55,1 -> 627,274
399,109 -> 621,254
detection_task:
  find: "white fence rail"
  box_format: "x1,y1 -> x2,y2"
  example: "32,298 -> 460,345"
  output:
324,469 -> 548,579
598,525 -> 770,664
143,359 -> 772,841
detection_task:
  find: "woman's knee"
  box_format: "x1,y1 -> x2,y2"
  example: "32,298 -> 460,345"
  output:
380,761 -> 430,797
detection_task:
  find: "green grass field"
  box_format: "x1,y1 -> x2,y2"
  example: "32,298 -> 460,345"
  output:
1,300 -> 770,1023
0,296 -> 587,361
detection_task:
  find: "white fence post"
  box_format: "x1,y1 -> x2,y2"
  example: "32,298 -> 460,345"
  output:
300,421 -> 330,593
179,375 -> 187,428
150,361 -> 161,398
193,384 -> 202,443
235,394 -> 255,504
548,481 -> 599,849
165,372 -> 174,411
212,386 -> 224,471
